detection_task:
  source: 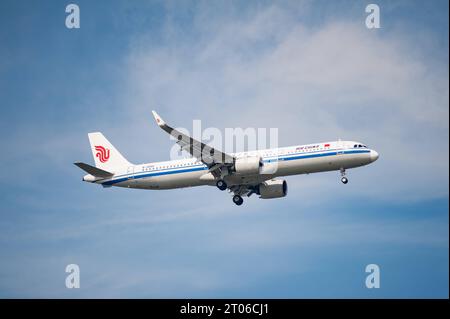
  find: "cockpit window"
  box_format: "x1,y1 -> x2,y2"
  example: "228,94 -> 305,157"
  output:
354,144 -> 357,148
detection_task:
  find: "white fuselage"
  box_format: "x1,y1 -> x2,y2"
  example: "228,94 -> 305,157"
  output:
96,140 -> 379,190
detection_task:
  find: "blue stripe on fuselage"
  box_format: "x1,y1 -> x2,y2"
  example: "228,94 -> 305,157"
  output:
101,166 -> 207,186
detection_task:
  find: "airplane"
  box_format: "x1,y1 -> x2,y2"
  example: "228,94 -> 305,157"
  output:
74,111 -> 379,205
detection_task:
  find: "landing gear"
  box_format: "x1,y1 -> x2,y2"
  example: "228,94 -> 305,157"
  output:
232,195 -> 244,206
340,168 -> 348,184
216,179 -> 227,191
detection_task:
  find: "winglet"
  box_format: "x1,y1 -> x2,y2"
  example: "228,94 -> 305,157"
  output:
152,110 -> 166,127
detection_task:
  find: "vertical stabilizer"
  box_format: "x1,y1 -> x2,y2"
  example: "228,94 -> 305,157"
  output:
87,132 -> 131,172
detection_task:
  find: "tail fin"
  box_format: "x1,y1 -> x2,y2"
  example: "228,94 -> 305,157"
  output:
88,132 -> 132,172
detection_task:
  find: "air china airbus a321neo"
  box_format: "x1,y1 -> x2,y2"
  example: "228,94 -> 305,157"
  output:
75,111 -> 379,205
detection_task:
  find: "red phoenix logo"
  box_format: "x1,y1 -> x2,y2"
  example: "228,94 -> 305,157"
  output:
95,145 -> 110,163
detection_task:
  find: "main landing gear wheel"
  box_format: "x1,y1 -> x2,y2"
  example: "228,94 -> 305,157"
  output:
216,179 -> 227,191
232,195 -> 244,206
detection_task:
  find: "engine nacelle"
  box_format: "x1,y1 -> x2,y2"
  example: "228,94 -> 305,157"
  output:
259,179 -> 288,199
234,156 -> 263,175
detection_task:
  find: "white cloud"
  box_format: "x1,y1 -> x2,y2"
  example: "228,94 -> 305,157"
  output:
109,5 -> 448,202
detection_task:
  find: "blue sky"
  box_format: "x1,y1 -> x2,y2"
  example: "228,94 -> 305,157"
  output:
0,0 -> 448,298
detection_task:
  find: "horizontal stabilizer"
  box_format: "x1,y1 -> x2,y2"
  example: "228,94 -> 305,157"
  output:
74,162 -> 114,178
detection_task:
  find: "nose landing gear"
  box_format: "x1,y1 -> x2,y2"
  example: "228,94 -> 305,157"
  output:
340,168 -> 348,184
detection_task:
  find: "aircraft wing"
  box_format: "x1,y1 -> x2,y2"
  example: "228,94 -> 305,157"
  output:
151,111 -> 235,176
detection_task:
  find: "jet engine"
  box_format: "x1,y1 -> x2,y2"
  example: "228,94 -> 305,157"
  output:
259,179 -> 288,199
234,156 -> 263,175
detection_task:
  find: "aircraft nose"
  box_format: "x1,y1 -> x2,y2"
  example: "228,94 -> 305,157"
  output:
370,150 -> 379,162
